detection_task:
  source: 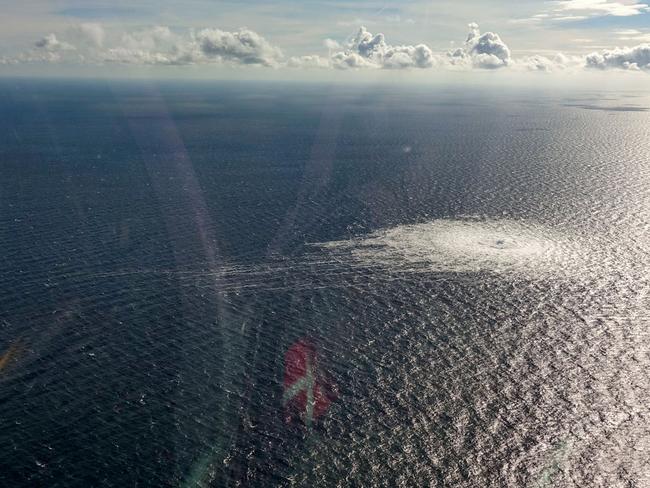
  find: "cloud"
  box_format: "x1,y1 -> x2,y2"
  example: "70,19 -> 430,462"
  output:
331,50 -> 376,69
519,54 -> 562,72
35,34 -> 75,52
103,47 -> 192,65
100,26 -> 197,65
615,29 -> 650,43
31,25 -> 286,67
56,6 -> 146,19
348,26 -> 386,58
383,44 -> 437,69
324,38 -> 341,51
16,25 -> 287,68
26,33 -> 78,62
120,25 -> 176,51
75,23 -> 105,47
287,55 -> 330,69
330,26 -> 436,69
10,21 -> 650,76
447,23 -> 511,69
586,44 -> 650,70
196,28 -> 283,67
553,0 -> 649,17
515,0 -> 649,24
517,53 -> 582,72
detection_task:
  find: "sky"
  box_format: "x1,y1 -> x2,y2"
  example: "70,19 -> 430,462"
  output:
1,0 -> 650,80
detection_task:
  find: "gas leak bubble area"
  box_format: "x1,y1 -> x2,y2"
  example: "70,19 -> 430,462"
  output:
319,218 -> 584,277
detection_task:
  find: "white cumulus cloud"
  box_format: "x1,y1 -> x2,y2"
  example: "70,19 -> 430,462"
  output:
330,26 -> 436,69
196,28 -> 283,67
585,44 -> 650,70
447,23 -> 511,69
517,53 -> 583,72
35,34 -> 75,52
331,50 -> 375,69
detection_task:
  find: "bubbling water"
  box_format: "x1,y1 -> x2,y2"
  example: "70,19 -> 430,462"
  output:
320,218 -> 583,277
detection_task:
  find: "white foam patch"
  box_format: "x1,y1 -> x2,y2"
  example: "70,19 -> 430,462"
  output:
319,218 -> 582,276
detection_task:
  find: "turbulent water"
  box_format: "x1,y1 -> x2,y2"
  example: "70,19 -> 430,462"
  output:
318,218 -> 585,276
0,80 -> 649,487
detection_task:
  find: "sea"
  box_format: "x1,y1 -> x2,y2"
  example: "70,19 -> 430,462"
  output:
0,79 -> 648,487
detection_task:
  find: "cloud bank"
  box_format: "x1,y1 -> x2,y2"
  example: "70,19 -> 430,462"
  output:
8,22 -> 650,76
518,53 -> 583,72
25,26 -> 285,67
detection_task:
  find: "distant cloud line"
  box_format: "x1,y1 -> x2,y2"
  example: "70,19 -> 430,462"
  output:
2,22 -> 650,73
515,0 -> 650,23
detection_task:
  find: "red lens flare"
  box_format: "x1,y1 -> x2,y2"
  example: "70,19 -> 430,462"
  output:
283,339 -> 337,427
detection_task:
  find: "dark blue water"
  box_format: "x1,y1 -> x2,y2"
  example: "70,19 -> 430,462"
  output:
1,79 -> 649,487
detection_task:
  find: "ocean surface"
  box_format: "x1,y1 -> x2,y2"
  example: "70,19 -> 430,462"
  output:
0,79 -> 649,487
